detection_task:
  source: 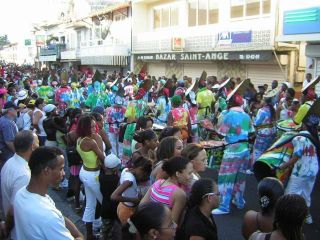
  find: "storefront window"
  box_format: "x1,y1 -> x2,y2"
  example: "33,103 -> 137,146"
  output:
171,7 -> 179,26
154,9 -> 161,29
246,0 -> 260,16
231,0 -> 244,18
188,1 -> 197,27
209,0 -> 219,24
262,0 -> 271,14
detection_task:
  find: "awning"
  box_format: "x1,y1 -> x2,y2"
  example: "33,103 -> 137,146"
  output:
81,55 -> 129,66
276,34 -> 320,43
89,2 -> 130,18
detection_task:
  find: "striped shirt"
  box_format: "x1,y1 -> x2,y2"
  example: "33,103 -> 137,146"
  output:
150,179 -> 179,208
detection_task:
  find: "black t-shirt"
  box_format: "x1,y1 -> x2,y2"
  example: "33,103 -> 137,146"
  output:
43,118 -> 56,141
99,172 -> 120,220
176,206 -> 218,240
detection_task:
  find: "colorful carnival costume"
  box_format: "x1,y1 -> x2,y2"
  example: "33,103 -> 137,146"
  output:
85,81 -> 110,111
37,85 -> 54,104
213,80 -> 254,215
252,91 -> 277,164
106,96 -> 126,158
121,79 -> 151,167
68,82 -> 85,109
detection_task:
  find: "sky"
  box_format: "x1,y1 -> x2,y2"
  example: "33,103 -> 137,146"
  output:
0,0 -> 62,42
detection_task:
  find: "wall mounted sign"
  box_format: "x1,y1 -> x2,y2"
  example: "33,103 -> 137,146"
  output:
135,51 -> 272,61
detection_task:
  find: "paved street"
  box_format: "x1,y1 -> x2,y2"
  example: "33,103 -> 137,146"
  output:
49,168 -> 320,240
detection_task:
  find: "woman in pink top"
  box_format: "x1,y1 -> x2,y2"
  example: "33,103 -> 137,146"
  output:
140,156 -> 193,226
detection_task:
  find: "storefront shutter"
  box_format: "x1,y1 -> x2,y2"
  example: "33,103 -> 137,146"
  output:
247,64 -> 287,89
148,63 -> 166,78
183,63 -> 218,79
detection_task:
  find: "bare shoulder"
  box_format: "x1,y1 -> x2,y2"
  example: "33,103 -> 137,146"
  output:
243,210 -> 258,223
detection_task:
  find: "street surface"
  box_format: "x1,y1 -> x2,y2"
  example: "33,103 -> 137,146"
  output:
49,168 -> 320,240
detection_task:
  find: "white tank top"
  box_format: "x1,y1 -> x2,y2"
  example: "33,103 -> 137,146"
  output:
33,108 -> 46,136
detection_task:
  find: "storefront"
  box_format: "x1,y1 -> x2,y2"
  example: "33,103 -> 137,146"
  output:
134,51 -> 286,87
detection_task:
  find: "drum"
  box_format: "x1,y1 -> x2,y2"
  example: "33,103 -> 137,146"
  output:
253,132 -> 295,186
276,119 -> 301,138
200,140 -> 224,170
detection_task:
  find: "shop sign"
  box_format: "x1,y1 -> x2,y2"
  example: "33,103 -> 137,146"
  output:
39,55 -> 57,62
283,7 -> 320,35
218,31 -> 252,45
136,51 -> 272,61
172,37 -> 184,51
24,39 -> 31,46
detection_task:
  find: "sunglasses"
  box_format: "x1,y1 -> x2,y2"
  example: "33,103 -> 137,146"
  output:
202,192 -> 221,199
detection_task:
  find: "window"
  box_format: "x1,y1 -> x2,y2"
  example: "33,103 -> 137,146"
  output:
246,0 -> 260,16
188,1 -> 197,26
230,0 -> 271,19
153,5 -> 180,29
231,0 -> 244,18
162,8 -> 170,28
262,0 -> 271,14
198,0 -> 207,25
209,1 -> 219,24
188,0 -> 219,26
171,7 -> 179,26
154,9 -> 161,29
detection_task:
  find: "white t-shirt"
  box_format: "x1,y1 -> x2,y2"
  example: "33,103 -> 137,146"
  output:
303,79 -> 310,88
120,168 -> 138,207
1,154 -> 31,216
13,187 -> 73,240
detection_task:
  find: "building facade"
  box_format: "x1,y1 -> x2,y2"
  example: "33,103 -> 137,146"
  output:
132,0 -> 288,87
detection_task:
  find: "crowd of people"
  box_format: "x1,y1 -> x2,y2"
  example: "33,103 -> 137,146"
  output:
0,62 -> 318,240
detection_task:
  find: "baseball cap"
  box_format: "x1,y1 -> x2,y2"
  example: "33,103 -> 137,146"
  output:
104,154 -> 121,169
43,104 -> 56,113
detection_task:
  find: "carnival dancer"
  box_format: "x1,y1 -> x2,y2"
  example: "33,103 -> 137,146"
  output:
37,78 -> 54,104
293,77 -> 319,144
85,71 -> 110,111
68,82 -> 85,109
279,112 -> 319,224
213,79 -> 254,215
167,95 -> 192,144
106,95 -> 126,158
121,77 -> 152,167
196,71 -> 215,121
55,71 -> 72,116
251,90 -> 277,168
185,78 -> 199,143
155,79 -> 171,124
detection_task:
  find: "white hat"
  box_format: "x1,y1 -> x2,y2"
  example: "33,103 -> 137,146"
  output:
212,84 -> 220,90
104,154 -> 121,169
43,104 -> 56,113
17,90 -> 28,100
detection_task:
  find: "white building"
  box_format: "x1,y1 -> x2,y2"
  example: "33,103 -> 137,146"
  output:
35,1 -> 131,73
132,0 -> 288,87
